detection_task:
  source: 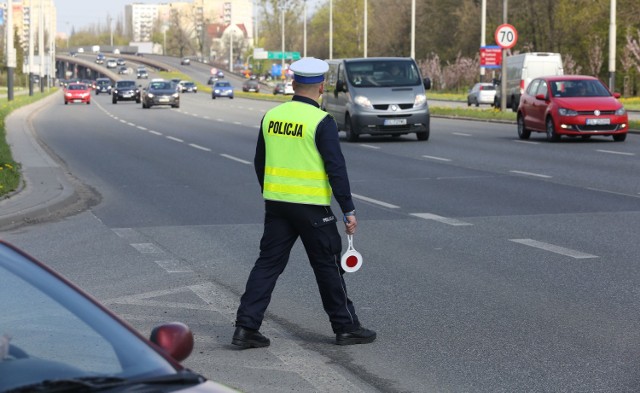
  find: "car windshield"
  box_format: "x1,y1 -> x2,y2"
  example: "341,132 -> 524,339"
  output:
150,82 -> 172,90
68,84 -> 87,91
216,82 -> 231,87
97,80 -> 109,85
345,60 -> 421,87
117,81 -> 135,88
551,79 -> 611,98
0,244 -> 176,392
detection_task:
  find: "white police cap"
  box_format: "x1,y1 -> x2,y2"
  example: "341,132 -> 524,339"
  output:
289,57 -> 329,84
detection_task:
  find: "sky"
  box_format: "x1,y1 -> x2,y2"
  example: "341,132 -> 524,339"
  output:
56,0 -> 163,36
56,0 -> 324,37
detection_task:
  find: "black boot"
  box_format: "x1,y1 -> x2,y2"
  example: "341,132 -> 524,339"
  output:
232,326 -> 270,348
336,327 -> 376,345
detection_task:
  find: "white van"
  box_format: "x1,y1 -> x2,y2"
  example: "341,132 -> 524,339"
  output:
322,57 -> 431,141
497,52 -> 563,111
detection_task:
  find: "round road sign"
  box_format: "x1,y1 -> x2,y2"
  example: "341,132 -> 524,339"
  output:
495,24 -> 518,49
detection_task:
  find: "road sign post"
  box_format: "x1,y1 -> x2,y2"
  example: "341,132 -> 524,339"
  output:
495,24 -> 518,111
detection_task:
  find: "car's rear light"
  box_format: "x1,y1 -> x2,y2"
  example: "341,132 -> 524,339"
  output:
520,80 -> 525,93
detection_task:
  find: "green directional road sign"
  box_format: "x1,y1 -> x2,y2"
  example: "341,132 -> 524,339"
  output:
267,51 -> 301,60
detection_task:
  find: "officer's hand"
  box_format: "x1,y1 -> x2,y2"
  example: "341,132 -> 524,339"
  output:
344,215 -> 357,235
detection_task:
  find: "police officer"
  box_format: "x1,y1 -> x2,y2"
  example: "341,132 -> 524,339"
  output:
232,57 -> 376,348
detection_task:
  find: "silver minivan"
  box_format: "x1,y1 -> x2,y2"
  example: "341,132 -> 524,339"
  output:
321,57 -> 431,142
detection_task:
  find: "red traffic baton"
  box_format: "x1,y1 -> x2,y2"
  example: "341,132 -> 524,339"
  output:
341,235 -> 363,273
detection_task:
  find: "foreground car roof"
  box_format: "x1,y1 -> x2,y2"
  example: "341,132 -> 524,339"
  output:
0,240 -> 239,392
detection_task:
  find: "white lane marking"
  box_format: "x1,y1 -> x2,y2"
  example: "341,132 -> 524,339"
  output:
137,126 -> 147,131
149,130 -> 163,136
217,118 -> 224,122
189,143 -> 211,152
233,121 -> 242,125
155,259 -> 193,273
410,213 -> 473,226
596,149 -> 635,156
352,193 -> 399,208
513,140 -> 540,145
127,122 -> 135,127
359,144 -> 380,149
203,116 -> 210,119
119,119 -> 127,124
221,153 -> 251,165
166,136 -> 184,143
422,155 -> 452,162
509,239 -> 598,259
453,132 -> 472,136
509,170 -> 552,178
585,187 -> 640,198
130,243 -> 163,254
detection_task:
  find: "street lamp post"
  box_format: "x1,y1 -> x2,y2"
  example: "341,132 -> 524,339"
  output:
329,0 -> 333,59
303,0 -> 307,58
281,3 -> 285,78
364,0 -> 367,58
410,0 -> 415,59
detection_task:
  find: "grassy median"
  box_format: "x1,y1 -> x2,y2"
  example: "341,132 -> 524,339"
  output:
0,90 -> 57,198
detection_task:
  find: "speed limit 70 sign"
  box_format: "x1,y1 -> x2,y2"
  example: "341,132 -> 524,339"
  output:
495,24 -> 518,49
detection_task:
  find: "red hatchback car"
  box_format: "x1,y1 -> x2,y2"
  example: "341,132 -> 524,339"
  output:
64,83 -> 91,105
517,75 -> 628,142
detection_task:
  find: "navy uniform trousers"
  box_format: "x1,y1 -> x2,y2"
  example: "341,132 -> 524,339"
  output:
236,200 -> 361,334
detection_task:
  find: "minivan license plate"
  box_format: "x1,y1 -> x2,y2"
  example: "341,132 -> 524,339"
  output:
384,119 -> 407,126
586,118 -> 610,125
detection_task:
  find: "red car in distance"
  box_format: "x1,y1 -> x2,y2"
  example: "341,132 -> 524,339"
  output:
64,82 -> 91,105
517,75 -> 628,142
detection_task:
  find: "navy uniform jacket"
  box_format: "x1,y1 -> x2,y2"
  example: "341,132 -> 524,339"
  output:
254,95 -> 356,214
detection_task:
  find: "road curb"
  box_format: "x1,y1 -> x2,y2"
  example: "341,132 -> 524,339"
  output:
0,91 -> 79,230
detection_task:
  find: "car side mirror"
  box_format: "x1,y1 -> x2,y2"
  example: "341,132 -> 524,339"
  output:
423,77 -> 432,90
535,93 -> 546,101
150,322 -> 194,362
336,80 -> 346,92
613,92 -> 621,98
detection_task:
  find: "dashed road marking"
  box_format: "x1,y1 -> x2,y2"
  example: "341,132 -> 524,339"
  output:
155,259 -> 193,273
513,140 -> 540,145
509,170 -> 552,178
509,239 -> 598,259
422,155 -> 452,162
410,213 -> 473,226
189,143 -> 211,152
220,153 -> 251,165
130,243 -> 163,254
166,136 -> 184,143
596,149 -> 634,156
149,130 -> 162,136
453,132 -> 472,136
359,144 -> 380,149
352,193 -> 399,208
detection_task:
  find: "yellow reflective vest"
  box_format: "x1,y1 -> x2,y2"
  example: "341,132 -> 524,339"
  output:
262,101 -> 332,205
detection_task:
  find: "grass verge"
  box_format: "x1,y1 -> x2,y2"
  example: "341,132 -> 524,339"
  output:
0,89 -> 58,198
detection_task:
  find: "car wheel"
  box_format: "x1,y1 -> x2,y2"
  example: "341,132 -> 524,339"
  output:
345,115 -> 359,142
172,104 -> 180,108
64,101 -> 68,105
475,101 -> 480,107
416,130 -> 429,141
467,99 -> 471,107
546,117 -> 560,142
581,135 -> 591,140
212,95 -> 216,99
612,133 -> 627,142
87,101 -> 90,105
517,114 -> 531,139
136,99 -> 141,104
112,98 -> 117,104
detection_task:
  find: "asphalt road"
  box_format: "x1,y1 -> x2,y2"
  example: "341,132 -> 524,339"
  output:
2,81 -> 640,392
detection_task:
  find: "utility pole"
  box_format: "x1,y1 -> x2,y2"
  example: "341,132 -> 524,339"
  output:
500,0 -> 508,112
29,5 -> 34,96
608,0 -> 616,91
6,0 -> 16,101
39,0 -> 45,92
